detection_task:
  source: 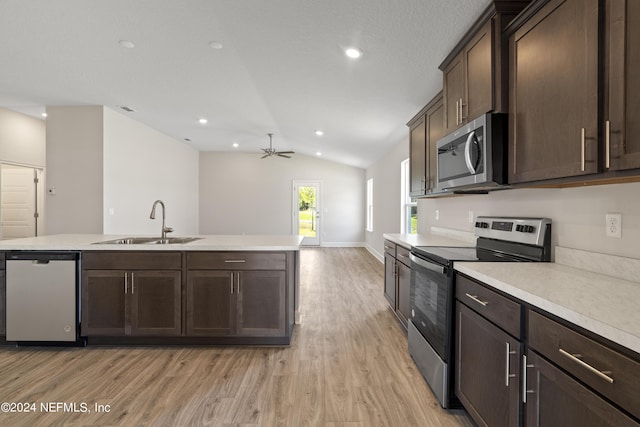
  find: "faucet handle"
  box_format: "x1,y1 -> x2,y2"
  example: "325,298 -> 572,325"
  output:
164,226 -> 174,234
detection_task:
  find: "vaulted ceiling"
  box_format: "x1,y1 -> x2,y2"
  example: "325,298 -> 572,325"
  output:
0,0 -> 491,168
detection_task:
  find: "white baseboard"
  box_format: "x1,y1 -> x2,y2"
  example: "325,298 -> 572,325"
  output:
366,245 -> 384,263
319,241 -> 366,248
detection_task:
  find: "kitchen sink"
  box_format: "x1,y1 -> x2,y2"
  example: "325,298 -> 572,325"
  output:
94,237 -> 202,245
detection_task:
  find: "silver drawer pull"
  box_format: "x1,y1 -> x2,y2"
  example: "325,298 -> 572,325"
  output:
465,293 -> 488,307
224,259 -> 246,263
559,348 -> 614,384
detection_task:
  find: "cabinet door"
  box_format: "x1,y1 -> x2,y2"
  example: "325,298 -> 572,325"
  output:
130,270 -> 181,336
606,0 -> 640,171
523,350 -> 639,427
465,19 -> 493,121
186,270 -> 234,336
509,0 -> 599,183
0,271 -> 5,336
396,261 -> 411,327
82,270 -> 127,336
409,116 -> 427,197
383,253 -> 396,308
443,53 -> 465,134
237,270 -> 286,336
456,302 -> 520,427
426,97 -> 444,191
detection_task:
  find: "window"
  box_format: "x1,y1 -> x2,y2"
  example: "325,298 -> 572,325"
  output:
366,178 -> 373,232
401,159 -> 417,234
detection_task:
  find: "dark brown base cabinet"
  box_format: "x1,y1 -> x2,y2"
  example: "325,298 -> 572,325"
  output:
186,269 -> 286,337
81,250 -> 295,344
455,273 -> 640,427
82,269 -> 182,336
0,270 -> 5,337
523,350 -> 639,427
455,294 -> 520,427
383,240 -> 411,328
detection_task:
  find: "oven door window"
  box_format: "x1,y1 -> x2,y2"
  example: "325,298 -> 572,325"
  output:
410,262 -> 450,360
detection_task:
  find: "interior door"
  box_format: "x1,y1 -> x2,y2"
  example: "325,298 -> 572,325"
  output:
293,181 -> 321,246
0,164 -> 39,239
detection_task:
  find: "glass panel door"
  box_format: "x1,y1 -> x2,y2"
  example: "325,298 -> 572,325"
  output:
293,181 -> 320,246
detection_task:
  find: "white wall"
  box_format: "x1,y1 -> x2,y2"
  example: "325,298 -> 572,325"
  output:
365,135 -> 409,259
199,151 -> 365,245
103,108 -> 199,236
45,106 -> 104,234
418,182 -> 640,260
0,108 -> 46,167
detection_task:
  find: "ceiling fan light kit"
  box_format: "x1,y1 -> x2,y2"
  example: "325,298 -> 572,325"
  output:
261,133 -> 294,159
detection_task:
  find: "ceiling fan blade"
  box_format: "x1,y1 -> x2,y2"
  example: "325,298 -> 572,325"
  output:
277,151 -> 295,154
277,153 -> 292,158
261,153 -> 270,159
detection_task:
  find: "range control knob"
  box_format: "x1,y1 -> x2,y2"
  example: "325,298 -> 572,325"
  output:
475,221 -> 489,229
526,225 -> 535,233
517,225 -> 536,233
516,225 -> 523,232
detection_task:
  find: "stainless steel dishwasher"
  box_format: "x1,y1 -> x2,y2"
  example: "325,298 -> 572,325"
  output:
6,252 -> 80,343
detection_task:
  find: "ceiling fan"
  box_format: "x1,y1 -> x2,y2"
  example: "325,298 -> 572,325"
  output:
261,133 -> 294,159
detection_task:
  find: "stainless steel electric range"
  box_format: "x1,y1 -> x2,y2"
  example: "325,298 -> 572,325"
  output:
408,216 -> 552,408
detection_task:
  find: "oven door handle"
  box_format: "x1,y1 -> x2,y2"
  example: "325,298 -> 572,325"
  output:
410,253 -> 445,274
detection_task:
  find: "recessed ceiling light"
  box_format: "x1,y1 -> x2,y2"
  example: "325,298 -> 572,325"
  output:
345,47 -> 362,59
315,130 -> 324,136
232,142 -> 239,148
118,40 -> 135,49
316,152 -> 322,156
41,112 -> 47,118
209,41 -> 223,49
199,118 -> 208,124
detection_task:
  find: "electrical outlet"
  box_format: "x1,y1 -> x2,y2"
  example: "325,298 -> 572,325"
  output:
435,210 -> 439,220
468,211 -> 474,223
605,213 -> 622,238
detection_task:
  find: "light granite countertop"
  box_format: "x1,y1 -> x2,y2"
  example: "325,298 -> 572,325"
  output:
455,262 -> 640,356
383,228 -> 476,249
0,234 -> 304,251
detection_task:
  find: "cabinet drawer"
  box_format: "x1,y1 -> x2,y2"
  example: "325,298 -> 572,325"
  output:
455,274 -> 521,338
186,252 -> 286,270
396,245 -> 411,267
528,310 -> 640,420
83,252 -> 182,270
383,240 -> 396,257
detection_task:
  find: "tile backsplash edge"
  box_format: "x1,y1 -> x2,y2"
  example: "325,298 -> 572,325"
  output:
555,246 -> 640,283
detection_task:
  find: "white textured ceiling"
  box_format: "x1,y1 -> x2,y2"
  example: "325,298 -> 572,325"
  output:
0,0 -> 491,168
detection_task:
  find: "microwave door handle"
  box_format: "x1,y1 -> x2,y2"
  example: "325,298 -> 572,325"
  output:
464,131 -> 478,174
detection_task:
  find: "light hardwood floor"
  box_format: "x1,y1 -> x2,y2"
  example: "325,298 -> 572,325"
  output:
0,247 -> 472,426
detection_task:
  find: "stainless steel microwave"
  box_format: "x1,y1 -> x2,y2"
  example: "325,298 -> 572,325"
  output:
436,113 -> 507,192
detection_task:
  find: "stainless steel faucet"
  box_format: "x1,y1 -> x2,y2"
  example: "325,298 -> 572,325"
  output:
149,200 -> 173,239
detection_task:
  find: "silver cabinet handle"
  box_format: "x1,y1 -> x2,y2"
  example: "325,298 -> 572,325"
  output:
505,342 -> 516,386
581,128 -> 586,172
455,100 -> 459,125
131,272 -> 135,294
465,293 -> 488,307
559,348 -> 614,384
224,259 -> 246,263
522,354 -> 535,403
459,98 -> 465,123
605,120 -> 611,169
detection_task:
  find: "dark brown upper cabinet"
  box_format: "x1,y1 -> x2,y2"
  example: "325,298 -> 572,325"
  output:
508,0 -> 599,184
408,92 -> 443,198
440,2 -> 529,135
605,0 -> 640,172
508,0 -> 640,185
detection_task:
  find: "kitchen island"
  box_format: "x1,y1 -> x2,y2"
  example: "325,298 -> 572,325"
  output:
0,234 -> 303,346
